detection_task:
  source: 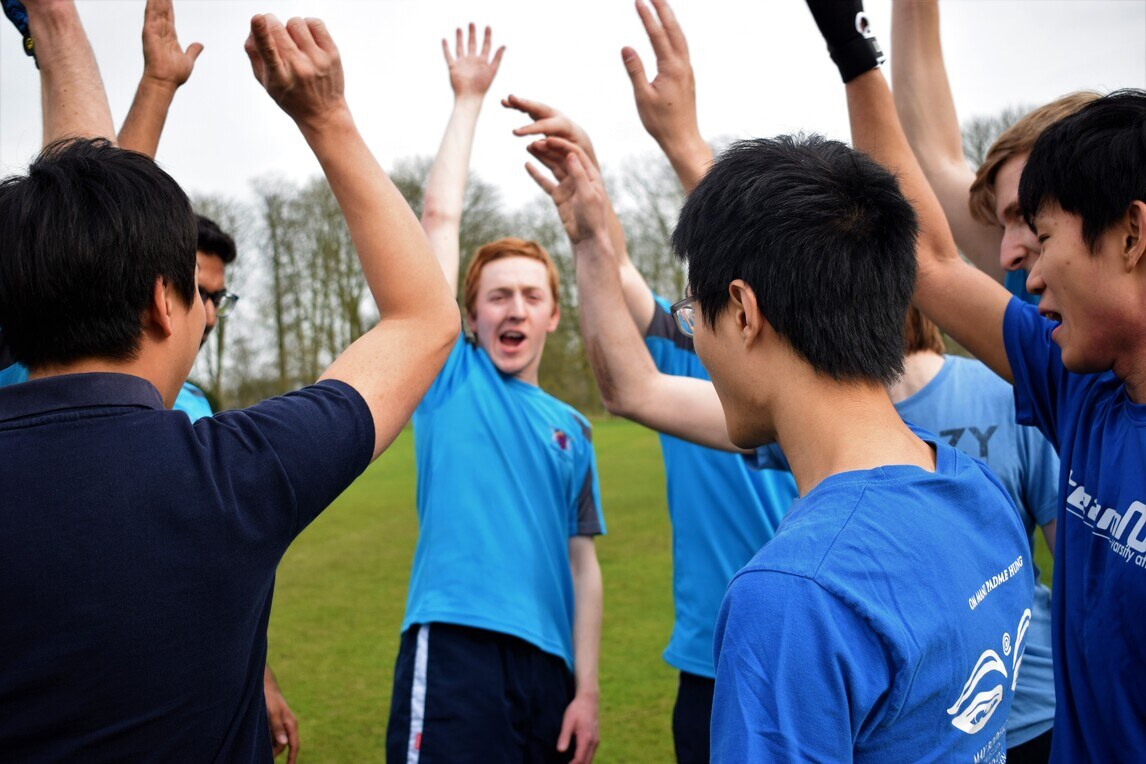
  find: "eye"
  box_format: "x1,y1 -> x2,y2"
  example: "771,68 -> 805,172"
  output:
1037,234 -> 1049,246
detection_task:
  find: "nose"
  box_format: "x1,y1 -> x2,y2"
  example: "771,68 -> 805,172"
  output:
999,223 -> 1038,272
1025,252 -> 1047,295
508,292 -> 527,318
203,298 -> 218,330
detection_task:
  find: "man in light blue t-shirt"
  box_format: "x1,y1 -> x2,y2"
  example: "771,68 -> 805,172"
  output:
386,27 -> 604,764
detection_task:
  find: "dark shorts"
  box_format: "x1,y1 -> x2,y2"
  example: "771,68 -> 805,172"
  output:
672,671 -> 715,764
386,623 -> 575,764
1007,727 -> 1053,764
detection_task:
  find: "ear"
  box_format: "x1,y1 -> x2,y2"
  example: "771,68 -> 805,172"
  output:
1124,200 -> 1146,272
547,302 -> 561,333
146,276 -> 176,338
727,279 -> 768,348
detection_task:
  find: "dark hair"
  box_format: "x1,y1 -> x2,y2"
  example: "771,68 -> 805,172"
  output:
197,214 -> 237,264
672,135 -> 918,385
0,138 -> 197,368
1019,89 -> 1146,251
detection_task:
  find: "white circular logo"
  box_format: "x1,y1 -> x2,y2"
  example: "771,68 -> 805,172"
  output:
1002,632 -> 1012,656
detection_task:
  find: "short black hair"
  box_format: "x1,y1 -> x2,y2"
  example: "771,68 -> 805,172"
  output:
0,138 -> 197,368
672,135 -> 919,386
1020,88 -> 1146,251
197,214 -> 237,264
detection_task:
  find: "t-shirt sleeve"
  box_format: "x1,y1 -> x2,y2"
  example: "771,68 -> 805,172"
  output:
416,329 -> 472,413
1017,423 -> 1060,528
711,570 -> 895,762
197,379 -> 375,541
1002,297 -> 1070,448
569,417 -> 605,537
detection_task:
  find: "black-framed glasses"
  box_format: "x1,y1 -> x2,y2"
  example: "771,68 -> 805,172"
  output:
198,286 -> 239,319
670,295 -> 698,337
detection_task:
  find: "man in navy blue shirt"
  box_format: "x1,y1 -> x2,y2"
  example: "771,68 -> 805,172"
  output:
0,5 -> 457,760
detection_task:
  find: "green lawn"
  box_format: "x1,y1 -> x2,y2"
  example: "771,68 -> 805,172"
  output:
268,417 -> 1054,762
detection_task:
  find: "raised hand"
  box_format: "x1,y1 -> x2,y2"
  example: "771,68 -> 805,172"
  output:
622,0 -> 698,150
140,0 -> 202,89
245,14 -> 346,133
502,94 -> 599,168
443,23 -> 504,100
527,137 -> 610,249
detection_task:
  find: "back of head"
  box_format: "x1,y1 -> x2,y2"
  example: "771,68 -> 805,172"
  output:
968,91 -> 1100,227
673,135 -> 919,386
1019,89 -> 1146,250
462,236 -> 559,317
197,214 -> 237,263
0,138 -> 197,369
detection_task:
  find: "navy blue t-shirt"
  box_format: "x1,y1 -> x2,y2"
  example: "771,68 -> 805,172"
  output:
0,373 -> 373,761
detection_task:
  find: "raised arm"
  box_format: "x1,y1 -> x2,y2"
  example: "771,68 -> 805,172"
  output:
890,0 -> 1003,280
246,14 -> 457,459
804,0 -> 1014,381
621,0 -> 711,195
528,137 -> 738,452
506,96 -> 655,332
118,0 -> 203,158
23,0 -> 115,143
422,24 -> 505,294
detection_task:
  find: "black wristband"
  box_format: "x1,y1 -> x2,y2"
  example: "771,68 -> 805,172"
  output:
830,29 -> 885,83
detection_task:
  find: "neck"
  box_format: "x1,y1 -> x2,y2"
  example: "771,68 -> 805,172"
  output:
887,351 -> 945,403
770,368 -> 935,496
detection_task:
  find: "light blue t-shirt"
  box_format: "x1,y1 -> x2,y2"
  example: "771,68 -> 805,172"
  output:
645,295 -> 796,678
173,380 -> 214,422
894,354 -> 1057,747
0,363 -> 28,387
1003,298 -> 1146,761
715,429 -> 1033,762
405,333 -> 605,669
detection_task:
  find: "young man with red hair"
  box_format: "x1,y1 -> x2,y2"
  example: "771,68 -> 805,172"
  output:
385,26 -> 603,764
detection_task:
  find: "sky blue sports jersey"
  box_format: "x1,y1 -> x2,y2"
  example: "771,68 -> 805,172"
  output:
646,295 -> 796,678
715,428 -> 1033,762
0,362 -> 28,387
405,333 -> 604,669
173,380 -> 213,422
1003,298 -> 1146,761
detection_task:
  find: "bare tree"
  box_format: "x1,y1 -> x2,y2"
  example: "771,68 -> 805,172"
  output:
961,104 -> 1033,169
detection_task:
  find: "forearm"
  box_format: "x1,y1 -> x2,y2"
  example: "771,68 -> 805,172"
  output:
26,0 -> 115,144
117,78 -> 178,157
890,0 -> 1003,277
422,95 -> 484,290
303,113 -> 453,322
570,538 -> 602,699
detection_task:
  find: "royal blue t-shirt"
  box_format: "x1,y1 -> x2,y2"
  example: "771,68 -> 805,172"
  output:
717,429 -> 1033,762
645,295 -> 796,678
0,373 -> 374,760
1005,269 -> 1040,305
1003,298 -> 1146,761
405,334 -> 605,669
895,354 -> 1058,746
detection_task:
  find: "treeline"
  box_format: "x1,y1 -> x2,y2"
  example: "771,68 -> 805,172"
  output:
190,150 -> 689,414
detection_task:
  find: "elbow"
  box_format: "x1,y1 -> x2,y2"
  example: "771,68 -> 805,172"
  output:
420,198 -> 460,231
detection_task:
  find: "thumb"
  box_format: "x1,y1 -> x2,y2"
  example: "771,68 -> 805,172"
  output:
556,712 -> 574,753
186,42 -> 204,64
620,47 -> 649,93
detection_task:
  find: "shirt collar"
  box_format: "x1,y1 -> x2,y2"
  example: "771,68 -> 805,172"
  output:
0,372 -> 165,422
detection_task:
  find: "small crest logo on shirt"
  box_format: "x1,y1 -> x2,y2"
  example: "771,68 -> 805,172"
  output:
552,428 -> 569,451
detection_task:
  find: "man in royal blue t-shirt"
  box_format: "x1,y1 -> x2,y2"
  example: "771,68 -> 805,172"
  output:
0,6 -> 458,760
384,25 -> 604,764
530,58 -> 1031,764
850,2 -> 1146,757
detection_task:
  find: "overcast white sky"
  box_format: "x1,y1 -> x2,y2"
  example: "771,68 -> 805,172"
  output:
1,1 -> 1144,210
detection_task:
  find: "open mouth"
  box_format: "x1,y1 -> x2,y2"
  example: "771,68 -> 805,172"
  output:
500,330 -> 526,350
1039,309 -> 1062,325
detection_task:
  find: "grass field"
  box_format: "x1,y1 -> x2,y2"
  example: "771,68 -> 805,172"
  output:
268,417 -> 1054,762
